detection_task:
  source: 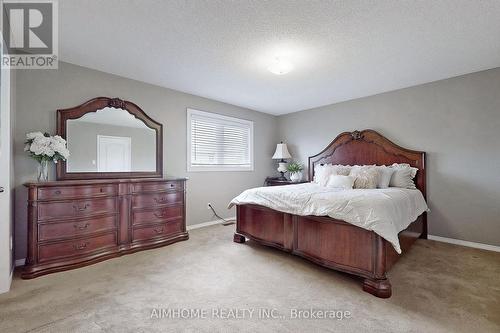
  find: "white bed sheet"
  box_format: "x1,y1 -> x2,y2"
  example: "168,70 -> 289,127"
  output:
229,183 -> 429,253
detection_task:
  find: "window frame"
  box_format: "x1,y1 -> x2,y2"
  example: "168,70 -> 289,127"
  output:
187,108 -> 254,172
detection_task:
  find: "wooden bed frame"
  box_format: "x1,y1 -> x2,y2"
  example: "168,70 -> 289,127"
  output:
233,129 -> 427,298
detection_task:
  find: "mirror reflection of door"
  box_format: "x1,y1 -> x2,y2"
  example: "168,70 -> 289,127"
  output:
66,107 -> 157,173
97,135 -> 132,172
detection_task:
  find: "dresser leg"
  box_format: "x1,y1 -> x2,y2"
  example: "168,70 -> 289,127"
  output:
233,233 -> 246,243
362,277 -> 392,298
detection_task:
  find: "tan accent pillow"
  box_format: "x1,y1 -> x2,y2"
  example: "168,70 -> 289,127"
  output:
331,164 -> 352,176
349,167 -> 379,189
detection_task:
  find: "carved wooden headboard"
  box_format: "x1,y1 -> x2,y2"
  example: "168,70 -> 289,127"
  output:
308,130 -> 426,198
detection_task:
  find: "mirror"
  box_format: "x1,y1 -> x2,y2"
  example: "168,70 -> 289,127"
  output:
57,97 -> 162,180
67,107 -> 156,172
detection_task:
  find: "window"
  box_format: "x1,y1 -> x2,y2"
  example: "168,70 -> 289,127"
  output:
187,109 -> 254,171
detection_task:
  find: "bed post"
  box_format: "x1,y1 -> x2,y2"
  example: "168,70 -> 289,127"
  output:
419,212 -> 428,239
362,235 -> 392,298
233,233 -> 246,243
362,278 -> 392,298
234,205 -> 246,243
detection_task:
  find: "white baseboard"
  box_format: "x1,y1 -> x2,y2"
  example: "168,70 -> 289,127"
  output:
428,235 -> 500,253
187,217 -> 236,231
15,258 -> 25,267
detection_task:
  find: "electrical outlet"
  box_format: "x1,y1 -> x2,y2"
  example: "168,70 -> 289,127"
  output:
207,203 -> 212,210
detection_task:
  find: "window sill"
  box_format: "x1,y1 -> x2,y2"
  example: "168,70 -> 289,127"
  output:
187,166 -> 254,172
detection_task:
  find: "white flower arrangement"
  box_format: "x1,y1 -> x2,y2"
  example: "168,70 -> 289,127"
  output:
24,132 -> 70,163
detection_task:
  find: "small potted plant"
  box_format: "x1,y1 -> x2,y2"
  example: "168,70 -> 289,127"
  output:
25,132 -> 70,182
287,161 -> 304,182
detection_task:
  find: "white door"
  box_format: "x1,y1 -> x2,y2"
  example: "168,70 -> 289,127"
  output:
0,42 -> 13,293
97,135 -> 132,172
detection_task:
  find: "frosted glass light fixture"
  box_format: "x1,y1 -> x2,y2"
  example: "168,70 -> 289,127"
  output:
268,57 -> 293,75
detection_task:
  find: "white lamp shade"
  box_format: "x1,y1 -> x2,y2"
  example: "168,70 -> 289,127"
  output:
272,143 -> 292,159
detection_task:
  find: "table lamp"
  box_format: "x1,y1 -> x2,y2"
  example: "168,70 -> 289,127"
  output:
272,142 -> 292,180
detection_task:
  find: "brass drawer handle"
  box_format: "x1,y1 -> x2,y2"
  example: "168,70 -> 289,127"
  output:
74,223 -> 90,230
153,211 -> 166,219
153,227 -> 164,234
73,241 -> 90,250
154,197 -> 168,204
73,203 -> 90,212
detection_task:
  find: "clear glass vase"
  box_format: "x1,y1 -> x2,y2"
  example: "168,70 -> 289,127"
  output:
37,160 -> 49,182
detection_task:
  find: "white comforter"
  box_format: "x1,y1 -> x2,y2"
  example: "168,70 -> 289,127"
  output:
229,183 -> 428,253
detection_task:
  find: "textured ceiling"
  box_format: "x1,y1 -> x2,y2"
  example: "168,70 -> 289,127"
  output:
59,0 -> 500,115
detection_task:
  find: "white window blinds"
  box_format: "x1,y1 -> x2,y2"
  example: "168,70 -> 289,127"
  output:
187,109 -> 254,171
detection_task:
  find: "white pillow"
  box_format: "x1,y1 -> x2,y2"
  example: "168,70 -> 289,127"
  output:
326,175 -> 355,190
313,164 -> 334,186
389,163 -> 417,189
349,165 -> 376,176
391,163 -> 418,178
376,166 -> 395,189
313,164 -> 352,186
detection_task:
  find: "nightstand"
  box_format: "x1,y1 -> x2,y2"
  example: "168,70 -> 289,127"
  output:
264,177 -> 308,186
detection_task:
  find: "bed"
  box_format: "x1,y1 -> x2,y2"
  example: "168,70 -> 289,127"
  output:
230,130 -> 427,298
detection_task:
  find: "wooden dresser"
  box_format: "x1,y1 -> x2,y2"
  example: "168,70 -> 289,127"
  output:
23,178 -> 188,278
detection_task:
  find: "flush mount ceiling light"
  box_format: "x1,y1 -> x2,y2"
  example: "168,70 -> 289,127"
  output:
268,57 -> 294,75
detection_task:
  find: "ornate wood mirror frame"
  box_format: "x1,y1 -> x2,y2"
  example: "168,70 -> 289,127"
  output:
56,97 -> 163,180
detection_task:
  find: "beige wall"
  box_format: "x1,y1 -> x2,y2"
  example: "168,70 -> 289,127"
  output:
278,68 -> 500,246
14,61 -> 500,262
14,62 -> 277,260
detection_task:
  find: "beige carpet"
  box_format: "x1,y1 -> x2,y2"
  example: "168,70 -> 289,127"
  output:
1,225 -> 499,333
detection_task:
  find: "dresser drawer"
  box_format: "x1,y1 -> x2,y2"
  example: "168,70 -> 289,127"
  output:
132,220 -> 184,242
38,197 -> 117,221
132,192 -> 183,209
132,205 -> 183,226
38,215 -> 117,242
38,232 -> 117,262
37,184 -> 117,200
132,181 -> 183,193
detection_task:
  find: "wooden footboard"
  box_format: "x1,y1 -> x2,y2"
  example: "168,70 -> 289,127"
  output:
234,204 -> 426,298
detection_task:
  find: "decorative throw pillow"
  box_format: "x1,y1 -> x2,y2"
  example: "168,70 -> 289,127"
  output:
376,166 -> 395,189
349,167 -> 379,189
331,164 -> 352,176
326,175 -> 355,190
389,163 -> 417,189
